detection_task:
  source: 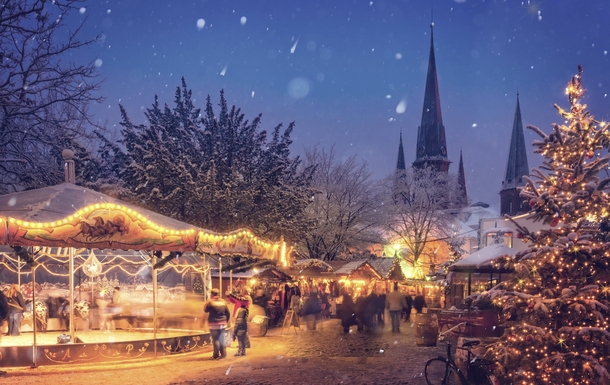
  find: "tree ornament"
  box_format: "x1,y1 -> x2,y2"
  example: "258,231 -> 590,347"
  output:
586,150 -> 594,159
550,217 -> 560,227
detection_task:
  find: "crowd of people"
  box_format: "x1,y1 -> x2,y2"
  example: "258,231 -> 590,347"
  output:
338,284 -> 427,334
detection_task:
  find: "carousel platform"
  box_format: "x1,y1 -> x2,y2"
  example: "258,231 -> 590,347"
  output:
0,328 -> 217,368
0,329 -> 201,347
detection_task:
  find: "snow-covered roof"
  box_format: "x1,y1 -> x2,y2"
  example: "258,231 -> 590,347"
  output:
293,258 -> 334,271
450,243 -> 516,270
461,205 -> 501,228
332,260 -> 368,275
368,258 -> 394,277
450,219 -> 479,238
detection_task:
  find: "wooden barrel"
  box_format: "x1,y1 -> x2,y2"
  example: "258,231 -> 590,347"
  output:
415,313 -> 438,346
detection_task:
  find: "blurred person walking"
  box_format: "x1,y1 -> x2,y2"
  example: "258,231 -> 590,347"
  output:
302,292 -> 322,330
413,295 -> 427,314
339,292 -> 357,333
205,288 -> 231,360
404,292 -> 413,322
233,304 -> 249,356
6,284 -> 25,336
386,282 -> 407,333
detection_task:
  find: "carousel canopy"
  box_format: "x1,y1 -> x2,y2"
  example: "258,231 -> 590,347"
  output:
449,243 -> 516,273
0,183 -> 284,261
0,183 -> 198,252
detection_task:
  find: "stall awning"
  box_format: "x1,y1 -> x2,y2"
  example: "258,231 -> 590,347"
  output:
449,243 -> 515,273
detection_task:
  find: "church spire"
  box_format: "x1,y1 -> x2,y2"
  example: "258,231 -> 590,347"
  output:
413,22 -> 450,173
396,131 -> 406,170
455,150 -> 469,208
500,93 -> 530,215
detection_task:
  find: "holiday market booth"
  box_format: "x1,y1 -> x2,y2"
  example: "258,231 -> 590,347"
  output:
0,174 -> 284,367
209,258 -> 294,328
328,260 -> 382,298
368,256 -> 444,308
440,243 -> 515,337
283,259 -> 335,297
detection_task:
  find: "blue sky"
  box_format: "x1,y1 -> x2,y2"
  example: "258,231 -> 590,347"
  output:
67,0 -> 610,205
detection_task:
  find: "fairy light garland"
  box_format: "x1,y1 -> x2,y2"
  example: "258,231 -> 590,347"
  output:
473,67 -> 610,385
7,202 -> 197,235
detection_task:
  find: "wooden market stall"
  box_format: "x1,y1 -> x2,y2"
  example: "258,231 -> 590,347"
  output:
447,243 -> 515,306
439,243 -> 515,337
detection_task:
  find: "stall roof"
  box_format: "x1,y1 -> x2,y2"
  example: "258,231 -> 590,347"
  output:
449,243 -> 516,272
292,258 -> 334,272
328,260 -> 382,280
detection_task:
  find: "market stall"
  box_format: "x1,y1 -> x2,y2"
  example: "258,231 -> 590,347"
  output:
438,243 -> 516,337
447,243 -> 515,307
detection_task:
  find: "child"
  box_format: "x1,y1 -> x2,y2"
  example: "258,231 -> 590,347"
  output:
233,304 -> 249,356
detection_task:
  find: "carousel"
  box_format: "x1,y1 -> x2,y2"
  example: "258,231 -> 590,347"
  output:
0,151 -> 285,368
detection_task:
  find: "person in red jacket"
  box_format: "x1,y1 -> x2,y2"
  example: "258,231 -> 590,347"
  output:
205,288 -> 231,360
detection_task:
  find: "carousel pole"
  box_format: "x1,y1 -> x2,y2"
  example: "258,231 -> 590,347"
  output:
152,251 -> 158,358
17,255 -> 21,287
219,258 -> 222,297
31,260 -> 37,368
229,269 -> 233,294
69,247 -> 75,343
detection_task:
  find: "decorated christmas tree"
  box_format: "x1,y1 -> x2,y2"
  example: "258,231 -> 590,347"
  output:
479,66 -> 610,384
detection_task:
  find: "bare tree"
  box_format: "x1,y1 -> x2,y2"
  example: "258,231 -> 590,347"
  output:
298,145 -> 384,261
0,0 -> 102,193
383,167 -> 456,276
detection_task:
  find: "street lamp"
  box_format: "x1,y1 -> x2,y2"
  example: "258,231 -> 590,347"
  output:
393,243 -> 401,257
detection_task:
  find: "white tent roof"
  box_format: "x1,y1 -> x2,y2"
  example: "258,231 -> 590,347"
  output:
451,243 -> 516,269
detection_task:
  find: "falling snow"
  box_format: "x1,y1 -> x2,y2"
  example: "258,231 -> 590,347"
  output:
395,99 -> 407,114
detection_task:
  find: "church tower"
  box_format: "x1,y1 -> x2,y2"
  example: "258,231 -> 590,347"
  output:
454,150 -> 469,208
500,94 -> 530,216
393,132 -> 408,204
413,22 -> 450,173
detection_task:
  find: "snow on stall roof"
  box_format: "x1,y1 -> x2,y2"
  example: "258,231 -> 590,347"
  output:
332,260 -> 369,275
451,243 -> 516,269
293,258 -> 334,271
368,258 -> 394,277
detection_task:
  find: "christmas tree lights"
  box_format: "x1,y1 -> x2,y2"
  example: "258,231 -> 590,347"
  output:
476,66 -> 610,384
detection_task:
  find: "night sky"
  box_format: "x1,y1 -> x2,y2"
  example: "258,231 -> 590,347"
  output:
67,0 -> 610,207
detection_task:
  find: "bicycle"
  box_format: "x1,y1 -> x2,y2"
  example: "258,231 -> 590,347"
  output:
424,322 -> 499,385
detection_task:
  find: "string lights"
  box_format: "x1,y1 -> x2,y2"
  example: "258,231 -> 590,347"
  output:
470,66 -> 610,384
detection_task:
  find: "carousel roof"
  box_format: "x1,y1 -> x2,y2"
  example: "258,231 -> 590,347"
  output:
0,183 -> 195,230
0,183 -> 199,252
449,243 -> 516,272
